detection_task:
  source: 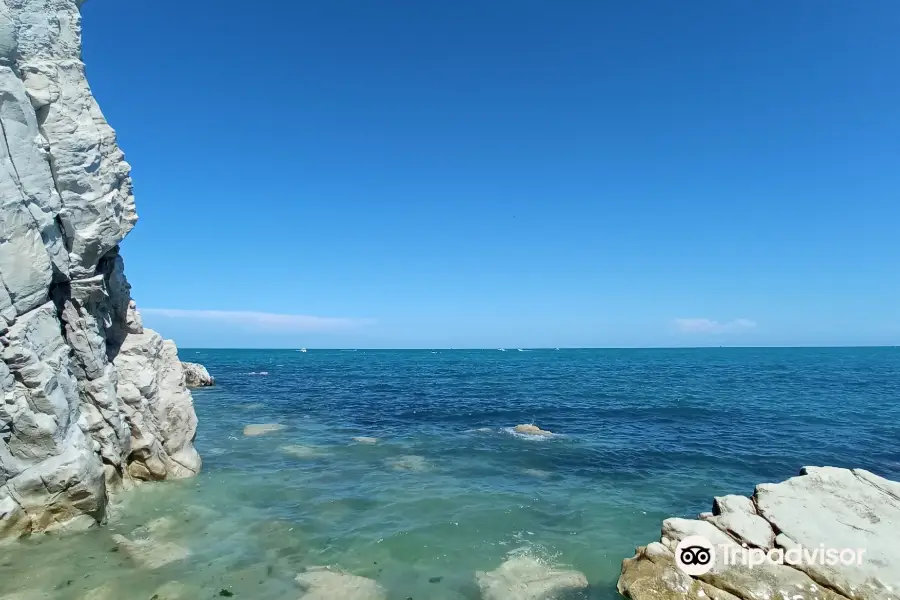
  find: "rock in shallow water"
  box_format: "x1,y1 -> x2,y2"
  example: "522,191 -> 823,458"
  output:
513,424 -> 553,437
618,466 -> 900,600
181,361 -> 214,387
243,424 -> 286,437
295,566 -> 386,600
111,533 -> 190,570
476,555 -> 589,600
384,455 -> 429,472
280,445 -> 327,459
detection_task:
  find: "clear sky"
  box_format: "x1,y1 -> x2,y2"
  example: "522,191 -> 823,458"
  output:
80,0 -> 899,349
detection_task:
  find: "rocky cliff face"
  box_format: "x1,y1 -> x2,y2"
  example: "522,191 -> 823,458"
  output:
0,0 -> 200,539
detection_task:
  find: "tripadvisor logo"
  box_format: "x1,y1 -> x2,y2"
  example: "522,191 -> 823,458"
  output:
674,536 -> 867,576
675,536 -> 716,575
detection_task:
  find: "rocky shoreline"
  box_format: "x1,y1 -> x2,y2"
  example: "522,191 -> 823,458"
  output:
1,1 -> 896,600
0,0 -> 202,539
618,466 -> 900,600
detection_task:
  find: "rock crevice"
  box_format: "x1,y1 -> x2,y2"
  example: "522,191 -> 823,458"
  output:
0,0 -> 200,539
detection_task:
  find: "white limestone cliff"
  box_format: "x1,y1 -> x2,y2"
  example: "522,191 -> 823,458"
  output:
0,0 -> 200,539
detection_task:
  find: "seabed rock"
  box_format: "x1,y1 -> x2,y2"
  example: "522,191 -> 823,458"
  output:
476,555 -> 589,600
295,566 -> 387,600
618,466 -> 900,600
0,0 -> 201,541
243,424 -> 286,437
384,454 -> 429,472
280,444 -> 327,459
111,533 -> 191,570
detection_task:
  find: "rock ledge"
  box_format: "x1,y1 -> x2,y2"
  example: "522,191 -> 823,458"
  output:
618,466 -> 900,600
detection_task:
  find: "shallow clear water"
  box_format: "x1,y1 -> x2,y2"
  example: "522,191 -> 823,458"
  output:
3,347 -> 899,599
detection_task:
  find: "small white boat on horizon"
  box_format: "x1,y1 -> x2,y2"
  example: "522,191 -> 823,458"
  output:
300,348 -> 307,353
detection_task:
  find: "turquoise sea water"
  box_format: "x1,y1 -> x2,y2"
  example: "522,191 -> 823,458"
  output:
3,347 -> 899,599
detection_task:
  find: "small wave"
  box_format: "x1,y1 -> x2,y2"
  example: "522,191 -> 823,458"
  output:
465,427 -> 495,433
247,371 -> 269,376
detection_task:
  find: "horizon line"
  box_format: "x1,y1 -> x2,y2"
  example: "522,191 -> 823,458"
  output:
176,344 -> 898,351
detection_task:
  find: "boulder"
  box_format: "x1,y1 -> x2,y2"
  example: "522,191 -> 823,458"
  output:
476,555 -> 589,600
295,566 -> 386,600
181,361 -> 214,387
513,424 -> 553,437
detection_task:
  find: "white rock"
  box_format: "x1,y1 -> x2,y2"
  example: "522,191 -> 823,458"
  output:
280,445 -> 326,459
181,361 -> 214,387
707,494 -> 775,550
0,0 -> 201,540
244,423 -> 285,437
476,555 -> 589,600
618,466 -> 900,600
513,424 -> 553,437
295,566 -> 386,600
111,533 -> 190,570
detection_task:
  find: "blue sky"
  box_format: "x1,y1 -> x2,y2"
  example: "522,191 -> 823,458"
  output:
81,0 -> 899,348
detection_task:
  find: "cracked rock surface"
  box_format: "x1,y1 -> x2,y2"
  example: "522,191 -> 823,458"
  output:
0,0 -> 200,539
618,467 -> 900,600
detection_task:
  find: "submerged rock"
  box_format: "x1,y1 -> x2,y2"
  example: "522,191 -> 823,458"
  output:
618,466 -> 900,600
243,424 -> 286,437
181,361 -> 214,387
295,566 -> 386,600
513,424 -> 553,437
522,468 -> 552,479
384,455 -> 429,472
131,515 -> 178,538
280,445 -> 327,459
111,533 -> 190,570
150,581 -> 203,600
476,555 -> 589,600
0,0 -> 201,539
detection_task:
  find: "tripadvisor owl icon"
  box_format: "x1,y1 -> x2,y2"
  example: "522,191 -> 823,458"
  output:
675,536 -> 716,575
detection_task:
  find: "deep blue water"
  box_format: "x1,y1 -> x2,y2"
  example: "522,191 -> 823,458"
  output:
192,346 -> 900,489
4,347 -> 898,600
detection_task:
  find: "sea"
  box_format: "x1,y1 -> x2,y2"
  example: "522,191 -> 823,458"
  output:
2,347 -> 899,599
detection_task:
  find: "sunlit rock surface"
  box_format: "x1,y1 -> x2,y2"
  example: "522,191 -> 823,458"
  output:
0,0 -> 200,539
618,467 -> 900,600
181,361 -> 214,387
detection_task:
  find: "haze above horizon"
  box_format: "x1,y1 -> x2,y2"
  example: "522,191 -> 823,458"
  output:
82,0 -> 899,349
